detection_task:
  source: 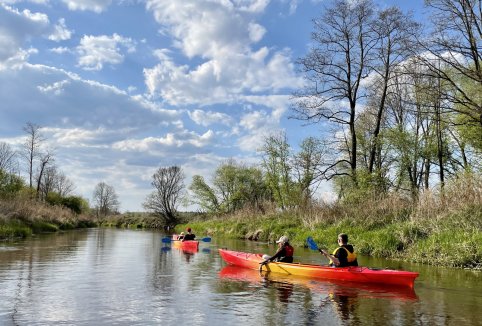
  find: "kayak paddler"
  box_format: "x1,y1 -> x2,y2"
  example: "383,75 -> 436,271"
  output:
260,236 -> 294,266
182,227 -> 196,241
320,233 -> 358,267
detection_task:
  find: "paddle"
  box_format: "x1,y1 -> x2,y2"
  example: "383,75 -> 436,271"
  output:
307,236 -> 341,266
161,236 -> 212,243
306,236 -> 322,252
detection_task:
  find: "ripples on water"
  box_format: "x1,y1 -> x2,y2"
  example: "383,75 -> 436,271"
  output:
0,228 -> 481,325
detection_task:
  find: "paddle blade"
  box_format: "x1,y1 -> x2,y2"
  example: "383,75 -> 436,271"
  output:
161,237 -> 172,243
201,237 -> 212,242
306,236 -> 319,251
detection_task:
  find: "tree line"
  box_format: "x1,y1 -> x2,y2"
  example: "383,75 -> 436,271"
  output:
291,0 -> 481,198
144,0 -> 481,226
0,122 -> 119,217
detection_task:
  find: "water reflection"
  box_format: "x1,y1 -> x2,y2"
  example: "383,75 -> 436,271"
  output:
0,229 -> 480,325
219,265 -> 418,301
219,265 -> 419,325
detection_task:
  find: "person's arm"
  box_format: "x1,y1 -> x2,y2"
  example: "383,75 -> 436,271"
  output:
320,249 -> 340,266
268,247 -> 284,262
261,247 -> 283,264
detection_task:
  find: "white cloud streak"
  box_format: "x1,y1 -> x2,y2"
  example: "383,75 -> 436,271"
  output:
61,0 -> 112,13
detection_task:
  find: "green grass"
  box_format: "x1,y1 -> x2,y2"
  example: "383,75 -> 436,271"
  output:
170,206 -> 481,269
0,221 -> 32,240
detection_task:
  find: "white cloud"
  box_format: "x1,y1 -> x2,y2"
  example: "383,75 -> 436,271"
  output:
248,22 -> 266,43
188,109 -> 233,127
50,46 -> 71,54
0,62 -> 181,137
77,33 -> 136,70
61,0 -> 112,13
0,4 -> 50,62
113,129 -> 215,152
49,18 -> 72,41
37,79 -> 70,95
240,110 -> 269,130
144,47 -> 300,106
234,0 -> 270,13
144,0 -> 302,106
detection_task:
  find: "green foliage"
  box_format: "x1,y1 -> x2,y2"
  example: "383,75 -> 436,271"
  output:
456,115 -> 482,153
46,192 -> 90,214
189,161 -> 269,214
334,170 -> 390,204
30,221 -> 59,233
260,133 -> 301,209
46,192 -> 62,205
189,175 -> 219,212
0,170 -> 24,196
62,196 -> 89,214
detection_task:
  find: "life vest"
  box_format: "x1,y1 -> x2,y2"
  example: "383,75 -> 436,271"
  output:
330,246 -> 357,266
284,244 -> 294,257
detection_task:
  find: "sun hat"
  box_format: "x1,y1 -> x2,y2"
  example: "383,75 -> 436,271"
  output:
276,236 -> 289,244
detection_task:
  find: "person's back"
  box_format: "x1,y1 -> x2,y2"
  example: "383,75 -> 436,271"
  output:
183,233 -> 195,241
320,233 -> 358,267
278,243 -> 294,263
334,244 -> 358,267
182,227 -> 196,241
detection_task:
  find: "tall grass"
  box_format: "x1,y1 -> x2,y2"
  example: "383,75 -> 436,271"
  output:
176,173 -> 482,269
0,196 -> 97,240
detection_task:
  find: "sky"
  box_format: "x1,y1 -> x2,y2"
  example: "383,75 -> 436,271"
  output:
0,0 -> 426,212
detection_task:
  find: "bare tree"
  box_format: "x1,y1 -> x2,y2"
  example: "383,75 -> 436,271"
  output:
22,122 -> 45,188
54,171 -> 75,197
143,166 -> 185,225
39,166 -> 57,199
421,0 -> 482,127
39,166 -> 74,199
292,0 -> 376,183
36,151 -> 54,198
367,7 -> 421,173
93,182 -> 119,216
0,142 -> 16,173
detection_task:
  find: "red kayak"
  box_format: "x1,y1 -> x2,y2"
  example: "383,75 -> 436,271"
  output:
171,235 -> 199,252
219,249 -> 419,288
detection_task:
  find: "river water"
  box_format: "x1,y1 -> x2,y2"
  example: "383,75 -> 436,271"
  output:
0,228 -> 480,325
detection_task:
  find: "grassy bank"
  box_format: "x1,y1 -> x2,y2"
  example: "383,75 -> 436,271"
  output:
0,197 -> 97,240
175,176 -> 482,269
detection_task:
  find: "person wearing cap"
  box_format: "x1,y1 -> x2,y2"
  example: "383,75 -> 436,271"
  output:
260,235 -> 294,265
320,233 -> 358,267
182,227 -> 196,241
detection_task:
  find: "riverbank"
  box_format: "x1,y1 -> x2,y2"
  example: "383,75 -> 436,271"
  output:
177,177 -> 482,269
0,197 -> 97,240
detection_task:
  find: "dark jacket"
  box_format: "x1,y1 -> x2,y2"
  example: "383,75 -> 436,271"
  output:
269,243 -> 294,263
183,233 -> 196,241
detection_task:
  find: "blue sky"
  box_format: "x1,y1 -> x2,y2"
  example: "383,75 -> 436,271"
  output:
0,0 -> 426,212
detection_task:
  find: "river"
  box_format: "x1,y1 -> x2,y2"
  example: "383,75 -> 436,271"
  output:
0,228 -> 480,325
